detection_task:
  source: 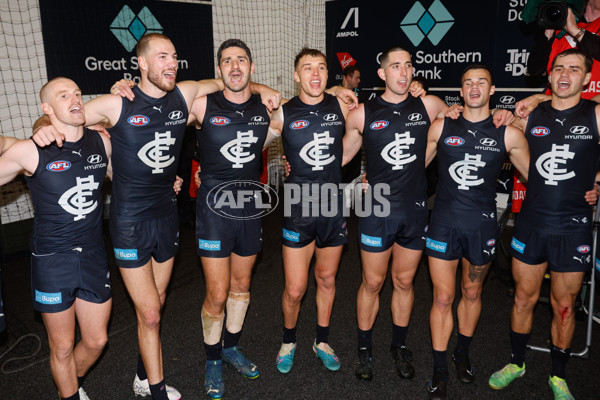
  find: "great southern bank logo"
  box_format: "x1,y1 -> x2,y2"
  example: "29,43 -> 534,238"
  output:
400,0 -> 454,46
110,6 -> 163,52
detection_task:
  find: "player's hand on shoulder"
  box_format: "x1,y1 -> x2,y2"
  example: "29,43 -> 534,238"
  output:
442,104 -> 463,120
32,124 -> 65,147
492,109 -> 515,127
110,79 -> 136,101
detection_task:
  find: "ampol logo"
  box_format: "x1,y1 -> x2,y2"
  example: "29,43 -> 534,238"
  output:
370,120 -> 389,130
206,180 -> 279,220
127,115 -> 149,126
290,120 -> 309,130
530,126 -> 550,137
577,245 -> 591,253
444,136 -> 464,146
210,116 -> 231,126
46,160 -> 71,172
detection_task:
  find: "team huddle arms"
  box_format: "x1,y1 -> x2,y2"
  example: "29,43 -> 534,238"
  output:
0,34 -> 599,400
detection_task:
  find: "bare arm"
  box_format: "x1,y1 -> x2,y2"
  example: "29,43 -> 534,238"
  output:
326,86 -> 359,110
0,135 -> 17,155
0,139 -> 38,185
505,125 -> 530,180
342,105 -> 365,166
514,93 -> 550,119
421,94 -> 448,122
425,118 -> 444,167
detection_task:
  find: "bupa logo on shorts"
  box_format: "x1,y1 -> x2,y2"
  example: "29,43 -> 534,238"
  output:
114,248 -> 138,260
323,113 -> 339,122
408,113 -> 422,122
487,239 -> 496,246
210,116 -> 231,126
46,161 -> 71,172
290,120 -> 309,130
570,126 -> 589,135
361,233 -> 382,247
530,126 -> 549,137
426,238 -> 447,253
168,110 -> 184,120
35,290 -> 62,305
370,120 -> 389,130
127,115 -> 149,126
444,136 -> 464,146
511,237 -> 525,254
198,239 -> 221,251
282,228 -> 300,242
577,245 -> 591,253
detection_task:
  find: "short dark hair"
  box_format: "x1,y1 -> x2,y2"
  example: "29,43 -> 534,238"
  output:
461,64 -> 494,85
294,48 -> 327,70
136,33 -> 172,57
342,65 -> 360,77
380,46 -> 410,67
217,38 -> 253,64
552,48 -> 593,73
411,75 -> 429,93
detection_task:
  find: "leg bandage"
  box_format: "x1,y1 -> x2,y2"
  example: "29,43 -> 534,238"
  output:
225,292 -> 250,334
201,306 -> 224,345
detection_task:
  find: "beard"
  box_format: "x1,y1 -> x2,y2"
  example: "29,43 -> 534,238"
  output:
148,68 -> 176,92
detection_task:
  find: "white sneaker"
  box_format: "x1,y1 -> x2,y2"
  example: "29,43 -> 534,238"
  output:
79,387 -> 90,400
133,374 -> 181,400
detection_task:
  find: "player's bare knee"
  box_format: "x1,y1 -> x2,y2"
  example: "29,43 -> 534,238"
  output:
363,274 -> 385,293
461,285 -> 482,303
433,290 -> 454,310
138,308 -> 161,330
285,284 -> 306,304
392,274 -> 413,292
50,340 -> 75,362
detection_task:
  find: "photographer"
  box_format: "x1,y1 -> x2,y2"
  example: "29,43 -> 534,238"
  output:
527,0 -> 600,99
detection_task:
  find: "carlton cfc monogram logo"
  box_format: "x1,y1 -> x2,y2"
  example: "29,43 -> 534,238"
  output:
138,131 -> 176,174
58,175 -> 99,221
449,153 -> 486,190
300,131 -> 335,171
220,130 -> 258,168
535,143 -> 575,185
381,131 -> 416,170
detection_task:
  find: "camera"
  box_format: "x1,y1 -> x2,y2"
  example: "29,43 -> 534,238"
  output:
538,1 -> 569,29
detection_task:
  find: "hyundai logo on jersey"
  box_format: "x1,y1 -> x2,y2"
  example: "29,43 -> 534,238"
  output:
127,115 -> 149,126
46,161 -> 71,172
370,120 -> 389,130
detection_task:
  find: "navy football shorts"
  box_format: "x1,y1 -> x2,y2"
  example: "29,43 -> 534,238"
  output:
425,217 -> 498,266
511,224 -> 592,272
110,209 -> 180,268
359,210 -> 427,253
31,246 -> 111,313
196,185 -> 263,258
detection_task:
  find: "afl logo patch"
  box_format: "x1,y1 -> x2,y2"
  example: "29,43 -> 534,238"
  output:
578,245 -> 591,253
487,239 -> 496,246
46,161 -> 71,172
168,110 -> 183,120
210,116 -> 231,126
530,126 -> 549,137
127,115 -> 149,126
444,136 -> 464,146
290,120 -> 309,130
370,120 -> 389,130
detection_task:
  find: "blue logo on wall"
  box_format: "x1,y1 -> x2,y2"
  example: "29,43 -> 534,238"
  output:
114,248 -> 138,260
400,0 -> 454,46
110,6 -> 163,52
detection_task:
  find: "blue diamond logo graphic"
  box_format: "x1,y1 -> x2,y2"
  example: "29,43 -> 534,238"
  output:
110,6 -> 163,52
417,12 -> 435,35
400,0 -> 454,46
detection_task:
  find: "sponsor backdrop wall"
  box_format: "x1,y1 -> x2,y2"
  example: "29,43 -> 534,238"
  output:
326,0 -> 546,110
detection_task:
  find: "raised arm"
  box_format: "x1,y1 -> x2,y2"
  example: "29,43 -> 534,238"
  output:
342,105 -> 365,166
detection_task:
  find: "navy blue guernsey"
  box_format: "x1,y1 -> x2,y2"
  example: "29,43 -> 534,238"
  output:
26,130 -> 108,253
197,92 -> 270,188
282,93 -> 345,184
432,116 -> 507,226
518,100 -> 599,233
362,95 -> 430,212
109,86 -> 188,222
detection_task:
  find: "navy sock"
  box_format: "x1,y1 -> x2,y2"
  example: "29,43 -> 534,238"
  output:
432,349 -> 449,384
509,330 -> 530,368
391,324 -> 408,348
454,333 -> 472,361
137,353 -> 148,380
61,392 -> 80,400
550,345 -> 570,379
77,375 -> 85,388
149,380 -> 169,400
316,324 -> 329,344
357,328 -> 373,351
283,326 -> 297,344
223,328 -> 242,349
204,342 -> 222,361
